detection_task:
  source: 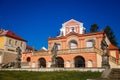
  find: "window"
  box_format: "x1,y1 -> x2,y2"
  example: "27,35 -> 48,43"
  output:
15,41 -> 18,46
86,40 -> 94,48
69,40 -> 78,49
21,42 -> 23,47
70,27 -> 74,32
9,39 -> 12,45
57,44 -> 61,50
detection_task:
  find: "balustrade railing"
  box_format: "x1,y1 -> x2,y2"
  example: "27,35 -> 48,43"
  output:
33,47 -> 120,65
109,55 -> 117,64
93,48 -> 103,55
34,47 -> 96,56
34,51 -> 49,56
57,47 -> 95,54
118,59 -> 120,65
21,62 -> 29,66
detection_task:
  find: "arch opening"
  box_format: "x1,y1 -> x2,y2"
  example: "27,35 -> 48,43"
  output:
26,57 -> 31,62
38,58 -> 46,68
74,56 -> 85,67
56,57 -> 64,67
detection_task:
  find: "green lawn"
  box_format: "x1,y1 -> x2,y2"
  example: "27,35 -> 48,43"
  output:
0,71 -> 101,80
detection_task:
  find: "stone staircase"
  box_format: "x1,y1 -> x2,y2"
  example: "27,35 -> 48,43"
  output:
108,68 -> 120,79
87,68 -> 120,80
95,68 -> 120,80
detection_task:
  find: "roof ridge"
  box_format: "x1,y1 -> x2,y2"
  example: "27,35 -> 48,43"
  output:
0,30 -> 27,41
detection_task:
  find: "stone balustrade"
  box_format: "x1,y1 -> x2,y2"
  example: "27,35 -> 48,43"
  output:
0,67 -> 105,72
57,47 -> 95,54
34,47 -> 96,56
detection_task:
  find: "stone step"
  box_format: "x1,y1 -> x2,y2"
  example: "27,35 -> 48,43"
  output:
108,68 -> 120,79
87,78 -> 118,80
88,68 -> 120,80
109,74 -> 120,78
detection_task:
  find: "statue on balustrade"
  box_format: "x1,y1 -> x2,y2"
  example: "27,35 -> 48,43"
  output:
101,35 -> 110,68
15,47 -> 22,68
51,43 -> 58,68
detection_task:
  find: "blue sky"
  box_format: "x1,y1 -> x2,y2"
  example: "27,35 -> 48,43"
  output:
0,0 -> 120,50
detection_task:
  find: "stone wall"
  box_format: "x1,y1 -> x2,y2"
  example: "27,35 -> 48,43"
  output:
2,51 -> 17,64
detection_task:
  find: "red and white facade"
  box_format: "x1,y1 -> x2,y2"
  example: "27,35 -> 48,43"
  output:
22,19 -> 120,68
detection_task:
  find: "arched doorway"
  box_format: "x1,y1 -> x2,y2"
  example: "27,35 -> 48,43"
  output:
26,57 -> 31,62
38,58 -> 46,68
74,56 -> 85,67
56,57 -> 64,67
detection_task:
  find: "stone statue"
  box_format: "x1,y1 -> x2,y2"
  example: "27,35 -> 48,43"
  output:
101,36 -> 110,68
15,47 -> 22,68
1,47 -> 22,68
51,43 -> 58,67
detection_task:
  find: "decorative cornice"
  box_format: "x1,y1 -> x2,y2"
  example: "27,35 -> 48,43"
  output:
48,31 -> 104,40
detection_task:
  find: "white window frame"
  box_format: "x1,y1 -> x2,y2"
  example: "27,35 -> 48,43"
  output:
21,42 -> 23,47
9,39 -> 12,45
69,40 -> 78,49
15,41 -> 18,46
86,40 -> 94,48
57,44 -> 61,50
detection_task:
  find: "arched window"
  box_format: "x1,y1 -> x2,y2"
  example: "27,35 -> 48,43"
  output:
86,40 -> 95,48
69,40 -> 78,49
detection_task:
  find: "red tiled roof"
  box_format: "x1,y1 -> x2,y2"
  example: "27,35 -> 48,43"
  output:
109,44 -> 118,50
26,46 -> 33,50
0,30 -> 26,41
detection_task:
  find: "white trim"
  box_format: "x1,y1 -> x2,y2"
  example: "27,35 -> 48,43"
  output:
62,19 -> 82,27
60,19 -> 86,36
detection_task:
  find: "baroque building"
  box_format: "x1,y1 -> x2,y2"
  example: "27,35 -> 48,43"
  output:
0,29 -> 27,66
22,19 -> 120,68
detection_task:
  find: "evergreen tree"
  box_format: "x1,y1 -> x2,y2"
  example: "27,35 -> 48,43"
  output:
90,24 -> 99,32
104,26 -> 118,46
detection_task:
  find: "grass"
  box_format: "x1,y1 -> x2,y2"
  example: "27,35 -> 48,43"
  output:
0,71 -> 102,80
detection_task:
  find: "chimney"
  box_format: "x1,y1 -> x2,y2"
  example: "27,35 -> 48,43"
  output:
0,28 -> 5,34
